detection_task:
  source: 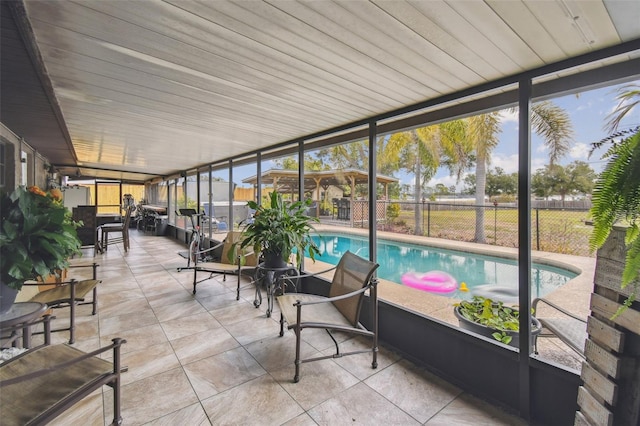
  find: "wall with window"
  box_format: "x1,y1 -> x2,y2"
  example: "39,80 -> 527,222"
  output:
1,123 -> 50,191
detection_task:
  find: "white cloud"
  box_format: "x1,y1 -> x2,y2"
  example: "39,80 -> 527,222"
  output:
531,157 -> 547,173
535,144 -> 547,154
427,174 -> 466,191
490,154 -> 519,174
569,143 -> 590,160
576,99 -> 594,111
499,110 -> 518,124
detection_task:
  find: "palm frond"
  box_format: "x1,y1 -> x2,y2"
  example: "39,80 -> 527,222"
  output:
531,101 -> 574,165
606,84 -> 640,133
590,130 -> 640,285
590,125 -> 640,154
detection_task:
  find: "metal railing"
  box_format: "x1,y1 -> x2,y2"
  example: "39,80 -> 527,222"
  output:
371,201 -> 593,257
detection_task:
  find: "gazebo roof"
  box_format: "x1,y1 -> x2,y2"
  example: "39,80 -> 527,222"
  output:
242,168 -> 398,194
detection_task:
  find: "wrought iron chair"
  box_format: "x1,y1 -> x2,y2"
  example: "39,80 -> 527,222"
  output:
24,279 -> 99,345
191,231 -> 257,298
0,324 -> 126,425
532,297 -> 587,358
22,261 -> 100,344
276,250 -> 379,382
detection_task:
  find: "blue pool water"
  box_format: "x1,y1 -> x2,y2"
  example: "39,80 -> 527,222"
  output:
311,234 -> 577,299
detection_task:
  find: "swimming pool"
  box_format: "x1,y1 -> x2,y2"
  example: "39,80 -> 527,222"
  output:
311,233 -> 577,299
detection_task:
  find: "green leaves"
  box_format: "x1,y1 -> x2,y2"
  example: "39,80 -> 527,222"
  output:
231,192 -> 320,269
590,130 -> 640,291
1,186 -> 82,289
457,296 -> 523,343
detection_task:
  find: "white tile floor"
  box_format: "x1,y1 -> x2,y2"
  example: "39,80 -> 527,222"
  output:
39,230 -> 526,425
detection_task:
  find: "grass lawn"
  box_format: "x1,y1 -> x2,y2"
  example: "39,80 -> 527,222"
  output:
387,207 -> 592,256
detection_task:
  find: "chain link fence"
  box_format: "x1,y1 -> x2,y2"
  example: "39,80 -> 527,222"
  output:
376,201 -> 593,257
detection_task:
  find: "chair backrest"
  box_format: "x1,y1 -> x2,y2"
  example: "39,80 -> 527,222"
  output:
329,251 -> 379,326
220,231 -> 257,266
122,205 -> 134,229
122,206 -> 136,238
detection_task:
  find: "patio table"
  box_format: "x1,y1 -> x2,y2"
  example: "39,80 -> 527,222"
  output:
0,302 -> 47,349
253,264 -> 299,318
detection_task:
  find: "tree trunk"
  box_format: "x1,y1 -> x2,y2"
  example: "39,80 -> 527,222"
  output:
414,156 -> 422,235
474,153 -> 487,243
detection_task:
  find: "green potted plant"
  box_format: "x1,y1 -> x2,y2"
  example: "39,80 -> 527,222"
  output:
454,296 -> 541,347
0,185 -> 82,313
231,192 -> 320,269
589,84 -> 640,315
578,85 -> 640,425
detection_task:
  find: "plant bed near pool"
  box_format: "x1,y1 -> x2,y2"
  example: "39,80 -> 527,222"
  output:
454,296 -> 542,348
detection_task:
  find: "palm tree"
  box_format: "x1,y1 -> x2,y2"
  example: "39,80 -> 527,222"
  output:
468,101 -> 573,243
380,122 -> 469,235
467,113 -> 501,243
382,128 -> 440,234
531,101 -> 573,166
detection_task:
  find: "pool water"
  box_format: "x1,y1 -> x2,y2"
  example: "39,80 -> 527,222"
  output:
311,234 -> 577,299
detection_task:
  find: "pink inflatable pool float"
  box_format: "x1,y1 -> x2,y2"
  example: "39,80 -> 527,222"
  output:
401,271 -> 457,293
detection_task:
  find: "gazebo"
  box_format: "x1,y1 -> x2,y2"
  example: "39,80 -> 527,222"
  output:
242,168 -> 398,201
242,168 -> 398,224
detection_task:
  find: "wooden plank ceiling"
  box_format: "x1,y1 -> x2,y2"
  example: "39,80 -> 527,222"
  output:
2,0 -> 639,182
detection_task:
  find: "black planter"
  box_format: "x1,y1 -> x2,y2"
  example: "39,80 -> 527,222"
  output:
1,281 -> 19,315
454,306 -> 542,348
263,250 -> 287,269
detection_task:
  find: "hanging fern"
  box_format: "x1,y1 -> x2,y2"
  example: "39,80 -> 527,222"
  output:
590,130 -> 640,315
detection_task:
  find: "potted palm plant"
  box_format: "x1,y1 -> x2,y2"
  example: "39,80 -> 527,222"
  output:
454,296 -> 541,347
0,186 -> 82,313
231,192 -> 320,269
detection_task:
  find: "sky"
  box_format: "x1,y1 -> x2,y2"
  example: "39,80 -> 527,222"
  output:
228,79 -> 639,192
427,79 -> 640,192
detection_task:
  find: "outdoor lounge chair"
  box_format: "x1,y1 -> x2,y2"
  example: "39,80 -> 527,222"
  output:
532,297 -> 587,358
0,319 -> 126,426
276,250 -> 379,382
25,279 -> 100,345
191,231 -> 257,298
20,261 -> 100,345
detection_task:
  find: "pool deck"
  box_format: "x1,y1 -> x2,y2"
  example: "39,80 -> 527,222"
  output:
312,225 -> 595,371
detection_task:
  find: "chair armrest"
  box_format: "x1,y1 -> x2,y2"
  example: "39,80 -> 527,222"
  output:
293,282 -> 374,307
280,265 -> 338,281
0,337 -> 127,386
193,240 -> 225,257
67,260 -> 99,269
532,298 -> 586,323
22,279 -> 79,287
67,261 -> 99,280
